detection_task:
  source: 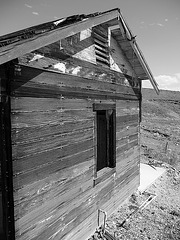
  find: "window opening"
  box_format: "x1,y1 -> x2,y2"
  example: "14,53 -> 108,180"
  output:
95,107 -> 116,172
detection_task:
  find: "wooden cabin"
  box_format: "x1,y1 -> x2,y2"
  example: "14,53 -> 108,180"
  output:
0,8 -> 159,240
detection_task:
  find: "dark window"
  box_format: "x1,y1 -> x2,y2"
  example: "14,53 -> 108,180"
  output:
97,110 -> 107,171
94,104 -> 116,172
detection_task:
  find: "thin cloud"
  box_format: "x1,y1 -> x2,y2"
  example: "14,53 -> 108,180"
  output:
157,23 -> 164,27
32,12 -> 39,15
165,19 -> 168,22
156,74 -> 180,91
25,4 -> 32,8
148,23 -> 164,28
140,21 -> 147,29
175,73 -> 180,79
143,74 -> 180,91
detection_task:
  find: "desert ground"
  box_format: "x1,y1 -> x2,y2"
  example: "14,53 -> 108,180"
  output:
89,88 -> 180,240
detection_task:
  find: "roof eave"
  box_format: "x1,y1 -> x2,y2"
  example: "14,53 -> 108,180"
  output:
0,8 -> 159,94
117,9 -> 159,94
0,9 -> 119,65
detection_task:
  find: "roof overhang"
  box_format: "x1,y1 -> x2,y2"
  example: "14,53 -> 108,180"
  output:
115,10 -> 159,94
0,8 -> 159,94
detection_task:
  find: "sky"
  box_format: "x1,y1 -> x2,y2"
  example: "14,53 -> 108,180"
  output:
0,0 -> 180,91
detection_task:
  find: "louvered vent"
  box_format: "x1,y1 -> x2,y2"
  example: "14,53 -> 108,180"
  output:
93,27 -> 110,67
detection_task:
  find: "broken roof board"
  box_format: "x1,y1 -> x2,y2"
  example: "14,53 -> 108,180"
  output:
0,8 -> 159,94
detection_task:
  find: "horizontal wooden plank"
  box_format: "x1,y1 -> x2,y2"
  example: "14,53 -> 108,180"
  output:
26,178 -> 114,240
93,167 -> 116,186
116,113 -> 139,126
116,139 -> 139,156
116,121 -> 138,133
14,166 -> 94,220
20,51 -> 140,90
116,145 -> 140,163
11,108 -> 93,128
65,178 -> 133,240
116,148 -> 139,175
116,99 -> 139,109
14,152 -> 140,240
11,79 -> 140,100
12,128 -> 93,158
13,159 -> 93,200
93,103 -> 116,111
58,165 -> 138,240
15,179 -> 94,240
115,164 -> 139,188
11,97 -> 92,112
67,173 -> 140,240
11,65 -> 140,99
116,125 -> 139,140
116,133 -> 138,148
116,156 -> 139,181
13,137 -> 93,174
15,168 -> 114,240
64,211 -> 97,240
11,119 -> 93,143
13,147 -> 94,189
116,100 -> 139,116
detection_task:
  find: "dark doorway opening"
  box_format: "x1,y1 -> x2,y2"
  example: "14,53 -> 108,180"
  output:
97,110 -> 107,171
96,107 -> 116,172
0,100 -> 15,240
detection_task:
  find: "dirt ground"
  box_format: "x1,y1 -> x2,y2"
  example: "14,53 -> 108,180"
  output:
105,168 -> 180,240
89,89 -> 180,240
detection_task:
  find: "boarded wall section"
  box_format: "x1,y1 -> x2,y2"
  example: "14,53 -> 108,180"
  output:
11,34 -> 141,240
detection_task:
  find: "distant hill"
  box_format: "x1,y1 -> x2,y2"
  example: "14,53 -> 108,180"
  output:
142,88 -> 180,119
142,88 -> 180,101
141,88 -> 180,171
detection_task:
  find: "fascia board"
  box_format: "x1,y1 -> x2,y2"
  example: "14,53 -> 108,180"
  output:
0,10 -> 119,65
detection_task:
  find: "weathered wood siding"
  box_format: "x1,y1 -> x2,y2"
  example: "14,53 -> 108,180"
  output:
110,34 -> 136,76
10,27 -> 140,240
0,65 -> 3,238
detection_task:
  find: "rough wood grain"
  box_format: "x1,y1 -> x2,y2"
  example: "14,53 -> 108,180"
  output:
11,118 -> 93,143
11,65 -> 140,100
19,51 -> 140,88
0,9 -> 119,65
13,145 -> 94,189
9,40 -> 142,240
62,167 -> 139,240
12,128 -> 93,158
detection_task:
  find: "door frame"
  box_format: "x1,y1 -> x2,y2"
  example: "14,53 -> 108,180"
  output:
0,63 -> 15,240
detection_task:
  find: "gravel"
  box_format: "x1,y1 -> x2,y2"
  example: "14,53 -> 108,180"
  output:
89,167 -> 180,240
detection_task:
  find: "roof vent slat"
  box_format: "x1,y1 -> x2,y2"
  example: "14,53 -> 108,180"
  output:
93,26 -> 109,67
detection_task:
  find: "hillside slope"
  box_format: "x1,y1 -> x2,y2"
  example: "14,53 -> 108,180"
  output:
142,88 -> 180,119
141,88 -> 180,170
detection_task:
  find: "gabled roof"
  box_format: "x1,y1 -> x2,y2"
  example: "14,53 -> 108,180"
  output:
0,8 -> 159,93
